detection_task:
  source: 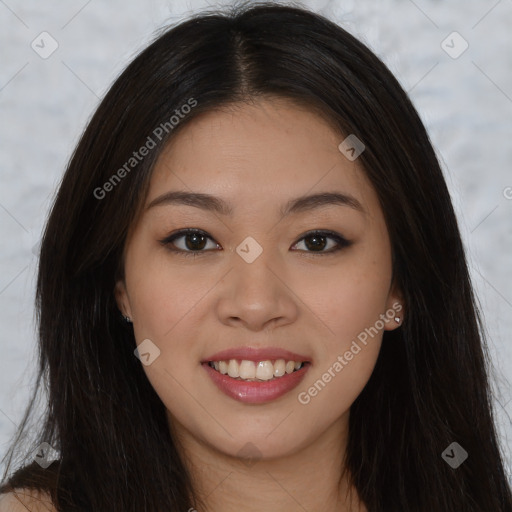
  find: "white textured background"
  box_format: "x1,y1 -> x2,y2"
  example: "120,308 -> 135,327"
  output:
1,0 -> 511,479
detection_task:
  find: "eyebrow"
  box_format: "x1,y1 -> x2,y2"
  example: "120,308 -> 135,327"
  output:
146,190 -> 365,217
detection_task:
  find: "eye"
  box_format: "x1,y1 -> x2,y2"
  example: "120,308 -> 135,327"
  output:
159,229 -> 220,258
159,228 -> 352,258
291,230 -> 352,255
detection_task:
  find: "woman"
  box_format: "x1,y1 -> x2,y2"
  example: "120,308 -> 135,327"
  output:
1,2 -> 511,511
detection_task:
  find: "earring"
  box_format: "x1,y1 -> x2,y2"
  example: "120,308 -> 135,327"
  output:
120,311 -> 132,323
394,316 -> 401,324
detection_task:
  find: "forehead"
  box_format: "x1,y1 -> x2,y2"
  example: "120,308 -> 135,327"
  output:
146,98 -> 380,218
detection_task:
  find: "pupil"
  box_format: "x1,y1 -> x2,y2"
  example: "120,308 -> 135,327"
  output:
305,235 -> 326,251
186,233 -> 206,251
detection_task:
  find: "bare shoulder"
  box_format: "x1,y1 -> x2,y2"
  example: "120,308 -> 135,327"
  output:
0,488 -> 56,512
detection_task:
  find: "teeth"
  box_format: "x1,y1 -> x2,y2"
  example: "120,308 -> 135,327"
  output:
274,359 -> 286,377
239,360 -> 256,379
255,361 -> 274,380
208,358 -> 306,381
219,361 -> 228,375
227,359 -> 239,378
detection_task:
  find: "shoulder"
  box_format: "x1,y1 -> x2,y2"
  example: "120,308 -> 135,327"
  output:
0,488 -> 56,512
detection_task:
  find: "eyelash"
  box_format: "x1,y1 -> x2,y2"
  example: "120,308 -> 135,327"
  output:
159,228 -> 352,259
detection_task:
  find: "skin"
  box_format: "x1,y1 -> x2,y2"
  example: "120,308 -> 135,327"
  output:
115,98 -> 403,512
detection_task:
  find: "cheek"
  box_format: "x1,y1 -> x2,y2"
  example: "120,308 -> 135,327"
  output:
295,342 -> 380,429
293,243 -> 390,408
296,246 -> 392,348
125,240 -> 211,341
126,264 -> 208,426
123,248 -> 207,399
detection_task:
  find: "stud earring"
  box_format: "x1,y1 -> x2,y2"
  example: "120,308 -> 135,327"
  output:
120,311 -> 132,323
394,316 -> 401,324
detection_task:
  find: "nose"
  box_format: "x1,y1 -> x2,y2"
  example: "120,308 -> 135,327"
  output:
214,244 -> 299,332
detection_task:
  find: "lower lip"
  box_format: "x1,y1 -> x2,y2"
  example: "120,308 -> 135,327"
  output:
202,362 -> 311,404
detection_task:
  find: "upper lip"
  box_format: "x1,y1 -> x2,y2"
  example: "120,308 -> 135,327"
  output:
202,346 -> 311,363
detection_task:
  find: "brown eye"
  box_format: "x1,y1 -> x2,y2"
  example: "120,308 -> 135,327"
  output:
291,230 -> 352,254
160,229 -> 220,257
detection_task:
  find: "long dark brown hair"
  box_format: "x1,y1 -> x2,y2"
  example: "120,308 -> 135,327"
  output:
1,2 -> 511,510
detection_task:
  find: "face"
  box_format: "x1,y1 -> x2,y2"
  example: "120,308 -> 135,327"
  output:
116,98 -> 402,462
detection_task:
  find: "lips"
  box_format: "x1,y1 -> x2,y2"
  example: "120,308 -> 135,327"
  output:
201,346 -> 311,364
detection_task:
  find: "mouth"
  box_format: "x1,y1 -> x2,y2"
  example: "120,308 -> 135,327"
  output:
206,359 -> 311,382
201,350 -> 312,404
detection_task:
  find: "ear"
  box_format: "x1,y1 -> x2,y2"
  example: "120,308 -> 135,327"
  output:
383,285 -> 404,331
115,279 -> 133,320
